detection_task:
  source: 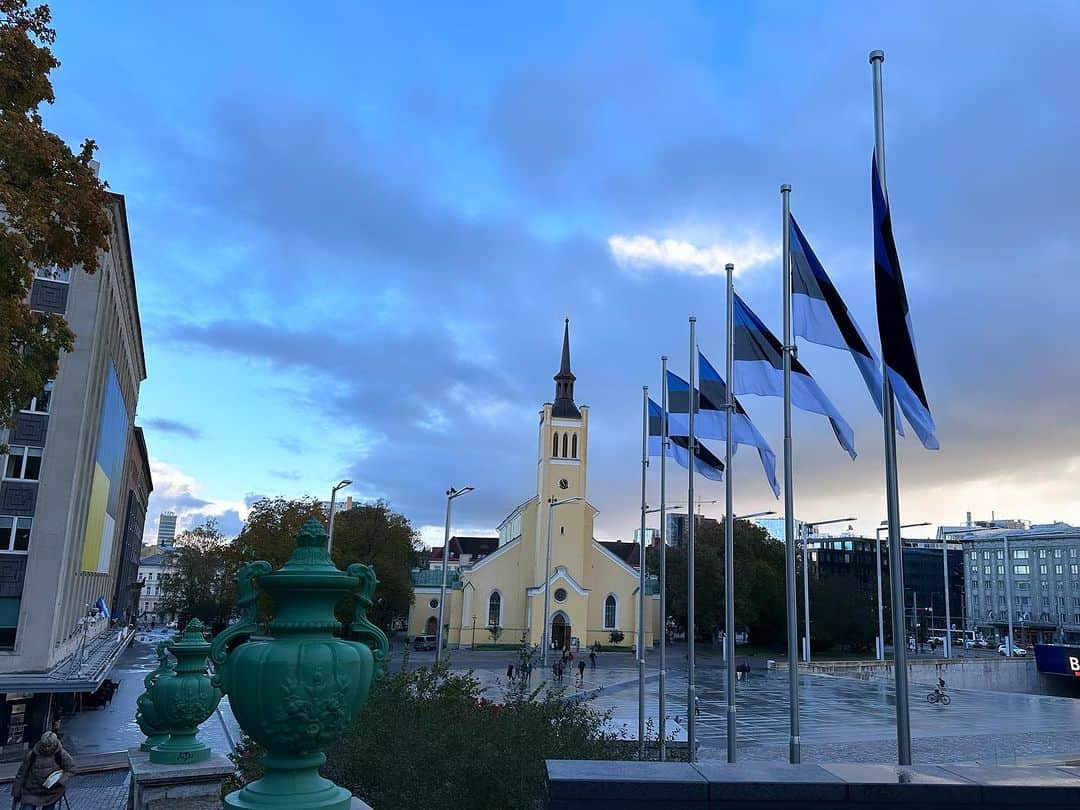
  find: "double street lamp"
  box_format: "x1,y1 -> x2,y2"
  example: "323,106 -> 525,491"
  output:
875,521 -> 931,660
436,486 -> 474,667
542,496 -> 583,668
326,479 -> 352,554
800,517 -> 855,662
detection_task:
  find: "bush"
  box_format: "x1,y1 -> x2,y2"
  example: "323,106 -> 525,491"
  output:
608,630 -> 625,644
228,658 -> 634,808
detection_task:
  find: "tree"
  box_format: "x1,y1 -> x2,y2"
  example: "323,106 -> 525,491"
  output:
0,1 -> 111,432
650,519 -> 787,646
156,521 -> 237,634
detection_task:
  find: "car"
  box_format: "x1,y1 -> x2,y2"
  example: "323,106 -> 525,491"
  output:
997,644 -> 1028,656
411,635 -> 441,651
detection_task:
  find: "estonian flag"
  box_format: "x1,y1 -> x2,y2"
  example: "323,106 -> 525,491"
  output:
873,153 -> 938,450
648,398 -> 725,482
732,292 -> 857,460
665,361 -> 780,498
790,214 -> 898,434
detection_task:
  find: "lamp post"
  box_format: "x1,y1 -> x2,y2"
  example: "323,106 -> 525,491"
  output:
800,517 -> 855,662
436,486 -> 474,667
875,521 -> 931,660
326,479 -> 352,554
542,496 -> 584,669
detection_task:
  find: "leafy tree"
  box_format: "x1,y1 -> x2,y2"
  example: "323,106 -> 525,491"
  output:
156,521 -> 237,634
0,1 -> 111,432
232,496 -> 324,569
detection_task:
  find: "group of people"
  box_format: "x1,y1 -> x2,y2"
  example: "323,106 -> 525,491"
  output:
505,660 -> 534,683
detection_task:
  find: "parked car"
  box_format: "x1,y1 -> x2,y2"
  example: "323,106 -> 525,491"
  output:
997,644 -> 1028,656
412,635 -> 439,651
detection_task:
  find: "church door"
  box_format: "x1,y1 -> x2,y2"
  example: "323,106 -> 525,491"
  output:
425,616 -> 437,635
551,613 -> 571,650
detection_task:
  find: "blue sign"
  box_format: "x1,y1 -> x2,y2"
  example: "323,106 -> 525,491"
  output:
1034,644 -> 1080,678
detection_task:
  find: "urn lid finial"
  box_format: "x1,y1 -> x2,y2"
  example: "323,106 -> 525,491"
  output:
295,518 -> 327,548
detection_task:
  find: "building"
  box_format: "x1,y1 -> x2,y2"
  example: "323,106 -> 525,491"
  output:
137,552 -> 176,624
111,427 -> 154,623
407,322 -> 658,651
0,190 -> 148,755
156,511 -> 177,549
754,516 -> 806,543
427,536 -> 500,569
957,521 -> 1080,646
665,512 -> 721,548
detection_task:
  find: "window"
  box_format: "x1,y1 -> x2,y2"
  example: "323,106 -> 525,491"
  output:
1013,564 -> 1029,575
984,565 -> 991,575
1044,597 -> 1052,608
1058,596 -> 1066,608
970,551 -> 977,561
604,594 -> 617,629
34,266 -> 69,283
3,446 -> 42,481
552,432 -> 559,457
1013,549 -> 1029,559
571,434 -> 578,458
1072,549 -> 1079,559
984,579 -> 993,590
1075,614 -> 1080,624
562,433 -> 568,457
983,551 -> 990,560
1039,549 -> 1048,559
0,517 -> 31,552
428,598 -> 439,609
487,592 -> 501,627
998,595 -> 1006,607
554,588 -> 567,603
22,381 -> 53,414
996,564 -> 1004,575
996,550 -> 1004,560
1073,597 -> 1080,608
1055,549 -> 1063,559
1016,581 -> 1029,591
1056,565 -> 1064,575
1040,564 -> 1048,575
1072,564 -> 1079,576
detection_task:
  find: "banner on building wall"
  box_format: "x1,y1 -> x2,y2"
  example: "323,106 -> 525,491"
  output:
81,363 -> 130,573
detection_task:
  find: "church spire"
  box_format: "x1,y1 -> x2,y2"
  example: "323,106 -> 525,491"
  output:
552,319 -> 580,418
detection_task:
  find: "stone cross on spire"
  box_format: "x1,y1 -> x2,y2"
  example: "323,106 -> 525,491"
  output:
552,318 -> 580,418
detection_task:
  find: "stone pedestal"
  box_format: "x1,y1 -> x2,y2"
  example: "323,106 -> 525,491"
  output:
128,750 -> 233,810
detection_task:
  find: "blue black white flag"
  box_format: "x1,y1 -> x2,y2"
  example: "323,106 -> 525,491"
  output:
732,293 -> 857,460
95,596 -> 110,619
790,214 -> 897,435
873,153 -> 938,450
648,398 -> 725,481
665,362 -> 780,498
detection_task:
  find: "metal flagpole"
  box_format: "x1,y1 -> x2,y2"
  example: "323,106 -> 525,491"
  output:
724,262 -> 737,763
876,529 -> 886,661
802,523 -> 811,662
1004,534 -> 1015,656
942,534 -> 952,658
659,356 -> 669,761
638,385 -> 649,758
871,47 -> 912,765
780,187 -> 801,763
687,316 -> 697,763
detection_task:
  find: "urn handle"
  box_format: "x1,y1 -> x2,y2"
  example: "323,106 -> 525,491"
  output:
143,641 -> 174,690
347,563 -> 390,675
210,560 -> 272,682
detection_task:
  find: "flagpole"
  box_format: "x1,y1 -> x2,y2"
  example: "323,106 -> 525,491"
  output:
659,356 -> 669,761
724,262 -> 736,764
687,316 -> 697,763
871,47 -> 912,766
638,384 -> 648,759
780,185 -> 802,764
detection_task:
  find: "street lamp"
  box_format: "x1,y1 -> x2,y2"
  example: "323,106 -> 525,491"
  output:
542,496 -> 584,668
800,517 -> 855,662
326,479 -> 352,554
436,486 -> 475,667
875,521 -> 931,661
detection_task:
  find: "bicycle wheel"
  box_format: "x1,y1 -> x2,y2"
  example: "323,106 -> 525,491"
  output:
940,694 -> 951,705
926,692 -> 936,704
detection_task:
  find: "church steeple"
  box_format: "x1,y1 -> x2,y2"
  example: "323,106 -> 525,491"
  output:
552,319 -> 580,418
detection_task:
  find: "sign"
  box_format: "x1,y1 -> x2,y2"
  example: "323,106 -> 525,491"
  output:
1034,644 -> 1080,677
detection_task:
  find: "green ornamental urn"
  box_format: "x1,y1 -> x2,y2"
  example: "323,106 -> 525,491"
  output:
211,518 -> 389,810
149,619 -> 222,765
135,641 -> 175,752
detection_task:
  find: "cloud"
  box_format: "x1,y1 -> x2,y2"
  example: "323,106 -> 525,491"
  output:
270,469 -> 303,481
142,417 -> 202,440
146,457 -> 251,543
608,234 -> 779,278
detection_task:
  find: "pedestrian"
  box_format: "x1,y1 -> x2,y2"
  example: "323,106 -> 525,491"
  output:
552,661 -> 559,681
13,731 -> 74,810
589,649 -> 597,669
577,659 -> 586,684
506,662 -> 515,681
523,662 -> 532,683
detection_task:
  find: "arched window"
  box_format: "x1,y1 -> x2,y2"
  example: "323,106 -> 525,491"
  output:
571,433 -> 578,458
552,432 -> 560,457
604,594 -> 617,629
487,591 -> 501,627
562,433 -> 568,457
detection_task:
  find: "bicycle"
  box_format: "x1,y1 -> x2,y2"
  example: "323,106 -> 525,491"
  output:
926,689 -> 951,705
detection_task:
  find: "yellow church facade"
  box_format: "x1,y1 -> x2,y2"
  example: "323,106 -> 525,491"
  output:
408,322 -> 658,652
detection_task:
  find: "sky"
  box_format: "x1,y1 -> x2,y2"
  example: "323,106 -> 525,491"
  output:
40,1 -> 1080,547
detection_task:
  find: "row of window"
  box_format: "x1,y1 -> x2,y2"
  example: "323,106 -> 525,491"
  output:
551,431 -> 578,459
970,547 -> 1079,561
0,517 -> 31,552
971,563 -> 1080,578
484,591 -> 619,629
3,446 -> 42,481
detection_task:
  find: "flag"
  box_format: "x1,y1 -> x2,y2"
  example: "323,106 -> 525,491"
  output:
873,153 -> 939,450
665,362 -> 780,498
732,293 -> 857,459
648,398 -> 725,481
790,214 -> 899,435
95,596 -> 111,620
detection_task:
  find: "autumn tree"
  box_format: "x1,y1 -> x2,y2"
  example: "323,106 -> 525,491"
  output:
0,1 -> 112,430
157,521 -> 238,634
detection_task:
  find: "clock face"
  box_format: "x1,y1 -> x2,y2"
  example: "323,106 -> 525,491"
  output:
559,478 -> 569,490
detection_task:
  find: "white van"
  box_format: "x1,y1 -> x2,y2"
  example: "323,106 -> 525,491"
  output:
412,635 -> 438,651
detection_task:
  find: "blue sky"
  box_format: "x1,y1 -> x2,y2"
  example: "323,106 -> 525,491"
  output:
42,2 -> 1080,545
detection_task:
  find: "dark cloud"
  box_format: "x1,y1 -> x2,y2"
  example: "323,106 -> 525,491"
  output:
142,417 -> 201,440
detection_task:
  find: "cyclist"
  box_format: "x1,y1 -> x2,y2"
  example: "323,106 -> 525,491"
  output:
933,676 -> 946,699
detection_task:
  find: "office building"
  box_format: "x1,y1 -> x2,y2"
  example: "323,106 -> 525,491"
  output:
156,511 -> 177,549
0,190 -> 149,755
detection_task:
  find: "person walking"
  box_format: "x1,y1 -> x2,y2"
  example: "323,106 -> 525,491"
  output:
506,662 -> 515,681
577,659 -> 586,684
13,731 -> 74,810
589,649 -> 597,669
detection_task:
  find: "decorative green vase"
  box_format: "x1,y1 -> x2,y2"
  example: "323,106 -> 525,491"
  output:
211,518 -> 389,810
149,619 -> 222,765
136,641 -> 175,752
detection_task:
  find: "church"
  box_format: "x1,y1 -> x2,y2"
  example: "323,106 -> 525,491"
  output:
407,322 -> 658,652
